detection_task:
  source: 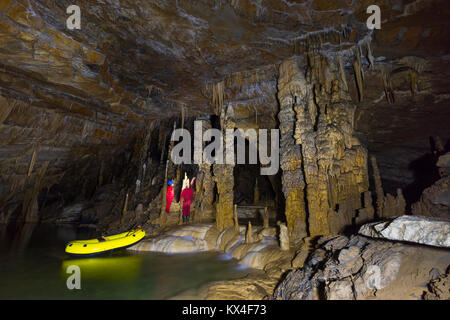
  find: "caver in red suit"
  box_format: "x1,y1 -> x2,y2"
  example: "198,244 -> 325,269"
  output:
165,181 -> 174,214
180,187 -> 194,217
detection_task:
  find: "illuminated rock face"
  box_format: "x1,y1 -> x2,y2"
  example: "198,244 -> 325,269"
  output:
277,55 -> 369,238
1,0 -> 449,233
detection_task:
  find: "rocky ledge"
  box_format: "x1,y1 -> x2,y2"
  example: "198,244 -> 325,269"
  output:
358,215 -> 450,248
273,233 -> 450,300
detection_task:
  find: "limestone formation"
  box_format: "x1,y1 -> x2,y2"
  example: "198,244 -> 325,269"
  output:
355,191 -> 375,225
193,119 -> 215,222
277,57 -> 308,241
245,221 -> 254,244
0,0 -> 449,301
279,223 -> 290,251
371,155 -> 384,218
213,107 -> 235,231
412,152 -> 450,219
359,215 -> 450,248
273,235 -> 404,300
277,55 -> 369,238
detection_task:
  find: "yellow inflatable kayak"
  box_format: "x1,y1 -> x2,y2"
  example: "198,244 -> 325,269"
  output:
65,229 -> 145,257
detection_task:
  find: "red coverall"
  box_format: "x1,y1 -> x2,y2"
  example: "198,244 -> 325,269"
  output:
165,185 -> 174,214
180,187 -> 194,217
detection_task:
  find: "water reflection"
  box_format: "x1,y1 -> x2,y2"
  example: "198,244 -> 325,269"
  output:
62,255 -> 143,281
11,223 -> 38,253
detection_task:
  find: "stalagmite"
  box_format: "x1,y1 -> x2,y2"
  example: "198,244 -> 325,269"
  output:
279,222 -> 290,251
356,191 -> 375,225
246,221 -> 253,244
370,155 -> 384,218
263,207 -> 269,229
234,204 -> 239,232
193,119 -> 215,222
159,159 -> 170,224
253,178 -> 259,204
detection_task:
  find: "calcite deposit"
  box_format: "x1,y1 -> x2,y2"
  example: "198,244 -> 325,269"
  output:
1,0 -> 449,301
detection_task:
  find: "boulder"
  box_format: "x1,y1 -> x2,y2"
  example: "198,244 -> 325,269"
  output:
359,215 -> 450,248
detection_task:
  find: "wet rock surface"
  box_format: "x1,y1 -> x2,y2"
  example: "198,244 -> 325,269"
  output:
273,235 -> 405,300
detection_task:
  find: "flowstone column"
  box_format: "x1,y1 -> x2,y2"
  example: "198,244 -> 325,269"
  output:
193,119 -> 215,222
277,57 -> 308,242
213,107 -> 235,231
278,54 -> 370,237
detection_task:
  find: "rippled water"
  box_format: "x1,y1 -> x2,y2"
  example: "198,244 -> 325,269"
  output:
0,223 -> 251,299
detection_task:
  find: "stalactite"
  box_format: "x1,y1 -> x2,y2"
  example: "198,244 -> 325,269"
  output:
0,99 -> 15,124
366,42 -> 375,69
121,192 -> 129,224
21,161 -> 49,222
81,121 -> 94,143
212,80 -> 225,114
180,104 -> 185,129
382,69 -> 394,104
98,160 -> 104,187
338,56 -> 348,91
409,69 -> 418,96
27,147 -> 38,177
135,179 -> 141,194
353,59 -> 364,102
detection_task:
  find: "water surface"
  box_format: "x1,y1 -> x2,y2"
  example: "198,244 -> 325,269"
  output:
0,223 -> 251,299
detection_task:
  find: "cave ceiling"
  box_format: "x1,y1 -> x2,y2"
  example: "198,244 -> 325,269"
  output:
3,0 -> 448,118
1,0 -> 450,199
